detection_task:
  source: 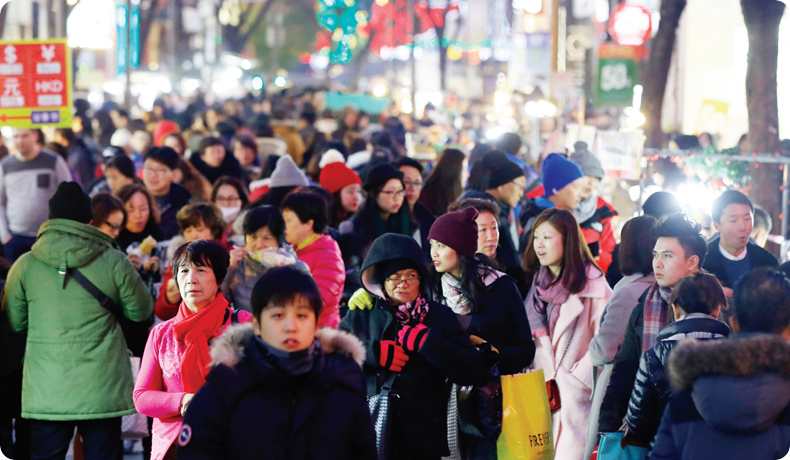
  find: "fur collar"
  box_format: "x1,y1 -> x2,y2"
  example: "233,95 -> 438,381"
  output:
210,323 -> 365,369
669,334 -> 790,391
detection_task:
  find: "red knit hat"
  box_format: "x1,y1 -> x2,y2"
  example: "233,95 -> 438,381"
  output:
319,150 -> 361,194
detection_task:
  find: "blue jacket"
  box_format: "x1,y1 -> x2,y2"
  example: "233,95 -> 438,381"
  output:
650,333 -> 790,460
177,325 -> 377,460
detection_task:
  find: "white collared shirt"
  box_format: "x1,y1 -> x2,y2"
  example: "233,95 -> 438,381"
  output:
719,243 -> 748,261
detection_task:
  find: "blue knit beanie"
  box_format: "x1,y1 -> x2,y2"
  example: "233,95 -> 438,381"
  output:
541,153 -> 584,197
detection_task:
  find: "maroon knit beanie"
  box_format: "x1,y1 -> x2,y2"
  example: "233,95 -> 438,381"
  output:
428,207 -> 479,258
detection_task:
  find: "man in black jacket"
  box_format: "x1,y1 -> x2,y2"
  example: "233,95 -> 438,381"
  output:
703,190 -> 777,323
597,213 -> 706,434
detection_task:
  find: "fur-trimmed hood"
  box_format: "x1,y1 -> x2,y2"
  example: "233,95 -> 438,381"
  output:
210,323 -> 366,369
669,333 -> 790,434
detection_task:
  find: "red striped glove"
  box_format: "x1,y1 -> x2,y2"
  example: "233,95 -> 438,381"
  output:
398,324 -> 429,352
376,340 -> 409,372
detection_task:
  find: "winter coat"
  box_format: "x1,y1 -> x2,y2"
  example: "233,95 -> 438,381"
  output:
584,273 -> 654,459
177,325 -> 377,460
4,219 -> 153,420
625,314 -> 730,443
273,122 -> 307,166
702,238 -> 777,323
412,201 -> 436,259
133,306 -> 253,460
155,183 -> 192,240
577,196 -> 617,274
296,234 -> 346,329
461,190 -> 523,276
188,152 -> 247,186
598,285 -> 673,434
221,245 -> 309,313
456,273 -> 535,375
339,233 -> 488,457
650,334 -> 790,460
527,265 -> 612,460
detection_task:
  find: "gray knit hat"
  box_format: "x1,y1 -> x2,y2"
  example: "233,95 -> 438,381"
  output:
569,146 -> 605,179
269,155 -> 310,188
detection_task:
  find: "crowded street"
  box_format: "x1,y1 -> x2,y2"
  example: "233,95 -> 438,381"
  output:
3,0 -> 790,459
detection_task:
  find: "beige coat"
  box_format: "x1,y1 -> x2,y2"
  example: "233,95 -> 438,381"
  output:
529,266 -> 612,460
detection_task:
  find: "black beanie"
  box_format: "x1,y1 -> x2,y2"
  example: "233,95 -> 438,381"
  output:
482,150 -> 524,189
376,258 -> 420,284
49,182 -> 93,224
364,163 -> 404,192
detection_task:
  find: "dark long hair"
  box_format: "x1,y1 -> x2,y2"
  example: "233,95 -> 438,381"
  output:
619,215 -> 657,276
523,208 -> 600,295
432,253 -> 497,311
421,148 -> 465,216
352,178 -> 418,240
329,189 -> 353,228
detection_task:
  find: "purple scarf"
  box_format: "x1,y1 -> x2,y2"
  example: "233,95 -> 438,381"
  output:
525,267 -> 570,339
395,296 -> 430,327
642,282 -> 673,351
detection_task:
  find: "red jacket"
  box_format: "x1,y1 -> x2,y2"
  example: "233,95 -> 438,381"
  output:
296,234 -> 345,329
579,197 -> 617,274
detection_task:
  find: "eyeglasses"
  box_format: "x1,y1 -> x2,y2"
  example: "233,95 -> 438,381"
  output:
215,196 -> 242,205
380,189 -> 406,198
105,222 -> 122,233
403,180 -> 423,189
143,166 -> 170,175
385,274 -> 420,285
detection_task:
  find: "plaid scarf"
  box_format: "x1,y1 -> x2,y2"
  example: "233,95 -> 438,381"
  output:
526,266 -> 570,339
395,296 -> 430,327
642,282 -> 674,351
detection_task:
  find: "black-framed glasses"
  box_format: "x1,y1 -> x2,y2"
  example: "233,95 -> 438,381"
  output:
380,189 -> 406,198
385,274 -> 420,285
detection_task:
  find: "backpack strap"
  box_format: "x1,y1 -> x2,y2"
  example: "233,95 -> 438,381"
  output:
67,268 -> 121,319
231,309 -> 240,325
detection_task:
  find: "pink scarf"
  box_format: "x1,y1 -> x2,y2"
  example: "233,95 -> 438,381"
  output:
526,267 -> 570,339
394,296 -> 430,327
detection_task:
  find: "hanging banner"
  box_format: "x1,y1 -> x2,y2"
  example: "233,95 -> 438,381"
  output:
594,129 -> 645,180
0,39 -> 72,128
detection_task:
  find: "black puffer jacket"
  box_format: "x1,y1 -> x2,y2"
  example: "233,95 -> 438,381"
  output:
625,315 -> 730,443
178,325 -> 376,460
339,234 -> 487,458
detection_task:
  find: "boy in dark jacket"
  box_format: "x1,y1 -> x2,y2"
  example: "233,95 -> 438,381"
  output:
650,268 -> 790,460
623,273 -> 730,446
177,266 -> 376,460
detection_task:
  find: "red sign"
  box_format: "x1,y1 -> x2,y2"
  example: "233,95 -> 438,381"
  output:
608,3 -> 652,47
0,39 -> 72,127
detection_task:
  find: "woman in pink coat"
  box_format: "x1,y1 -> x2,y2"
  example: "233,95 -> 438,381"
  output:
281,191 -> 345,328
133,240 -> 252,460
523,209 -> 612,460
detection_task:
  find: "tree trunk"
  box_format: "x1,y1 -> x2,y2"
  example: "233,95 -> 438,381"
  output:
349,30 -> 375,92
437,23 -> 446,92
742,0 -> 785,252
641,0 -> 686,148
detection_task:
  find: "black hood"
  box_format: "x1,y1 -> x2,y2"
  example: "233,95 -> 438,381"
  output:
360,233 -> 430,300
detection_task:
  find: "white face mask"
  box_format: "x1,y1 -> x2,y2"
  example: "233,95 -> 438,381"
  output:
219,206 -> 241,224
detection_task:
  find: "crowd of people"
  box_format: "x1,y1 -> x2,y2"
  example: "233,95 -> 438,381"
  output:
1,93 -> 790,460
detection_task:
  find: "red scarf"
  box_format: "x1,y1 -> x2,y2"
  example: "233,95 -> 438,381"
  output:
173,293 -> 229,393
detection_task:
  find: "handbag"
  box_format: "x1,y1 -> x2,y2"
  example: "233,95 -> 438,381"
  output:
457,365 -> 502,442
547,317 -> 579,412
496,369 -> 554,460
597,432 -> 648,460
368,372 -> 398,460
66,268 -> 150,439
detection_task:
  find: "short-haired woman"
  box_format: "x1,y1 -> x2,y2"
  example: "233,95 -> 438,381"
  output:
155,204 -> 228,320
523,208 -> 612,460
211,176 -> 249,242
90,192 -> 126,240
281,191 -> 345,329
134,240 -> 252,460
222,206 -> 309,313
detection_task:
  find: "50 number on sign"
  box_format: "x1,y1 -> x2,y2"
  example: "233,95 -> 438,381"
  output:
596,57 -> 638,106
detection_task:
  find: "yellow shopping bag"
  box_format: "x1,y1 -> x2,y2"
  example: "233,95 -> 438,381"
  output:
496,370 -> 554,460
